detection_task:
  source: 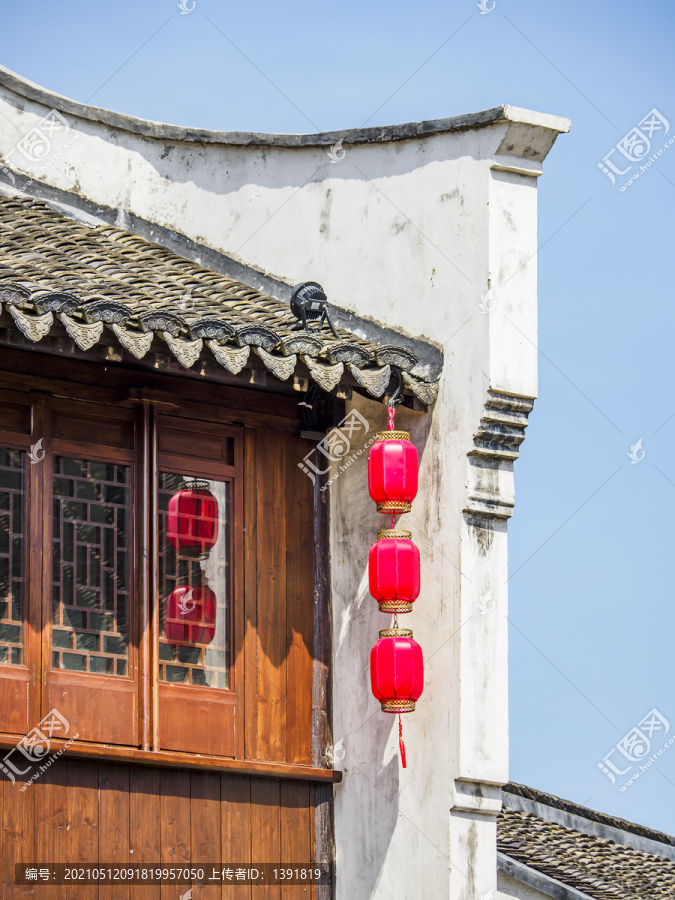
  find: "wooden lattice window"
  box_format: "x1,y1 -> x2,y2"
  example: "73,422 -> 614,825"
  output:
155,416 -> 240,757
51,457 -> 130,677
158,472 -> 231,690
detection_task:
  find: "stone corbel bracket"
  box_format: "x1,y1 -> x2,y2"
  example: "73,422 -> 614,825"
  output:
464,389 -> 535,521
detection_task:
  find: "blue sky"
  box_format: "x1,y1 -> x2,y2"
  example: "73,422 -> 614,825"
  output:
2,0 -> 675,834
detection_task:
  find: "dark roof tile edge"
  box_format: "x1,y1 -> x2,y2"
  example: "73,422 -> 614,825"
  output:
504,782 -> 675,848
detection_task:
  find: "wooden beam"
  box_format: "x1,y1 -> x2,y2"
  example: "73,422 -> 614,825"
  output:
0,734 -> 342,783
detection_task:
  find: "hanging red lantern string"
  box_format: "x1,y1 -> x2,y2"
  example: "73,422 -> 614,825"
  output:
368,384 -> 424,769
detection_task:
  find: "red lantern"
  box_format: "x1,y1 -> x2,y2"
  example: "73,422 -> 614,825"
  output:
168,479 -> 218,556
165,585 -> 216,645
369,529 -> 420,613
370,627 -> 424,713
368,430 -> 418,514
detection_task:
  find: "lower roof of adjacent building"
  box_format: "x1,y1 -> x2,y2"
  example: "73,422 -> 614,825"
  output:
498,782 -> 675,900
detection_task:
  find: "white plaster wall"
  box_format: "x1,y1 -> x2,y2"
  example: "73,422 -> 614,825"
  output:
488,169 -> 539,396
498,872 -> 554,900
0,73 -> 569,899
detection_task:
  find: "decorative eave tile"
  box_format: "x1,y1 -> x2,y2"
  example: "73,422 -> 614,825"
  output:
0,282 -> 32,309
375,345 -> 419,372
33,291 -> 82,315
60,313 -> 104,350
162,332 -> 203,368
349,363 -> 391,398
81,300 -> 131,325
234,323 -> 279,351
111,323 -> 154,359
207,340 -> 250,374
189,318 -> 235,343
9,306 -> 53,342
255,347 -> 297,381
324,341 -> 374,367
138,310 -> 184,336
279,332 -> 324,357
302,355 -> 344,392
402,371 -> 439,404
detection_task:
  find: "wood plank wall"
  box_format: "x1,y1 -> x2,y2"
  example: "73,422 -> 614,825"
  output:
1,761 -> 319,899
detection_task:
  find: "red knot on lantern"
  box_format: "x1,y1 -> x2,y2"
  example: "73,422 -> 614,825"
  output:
165,585 -> 216,645
168,479 -> 219,557
370,627 -> 424,713
368,430 -> 418,514
369,529 -> 420,613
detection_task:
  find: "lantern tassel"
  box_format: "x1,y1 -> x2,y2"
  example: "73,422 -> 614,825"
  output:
398,714 -> 407,768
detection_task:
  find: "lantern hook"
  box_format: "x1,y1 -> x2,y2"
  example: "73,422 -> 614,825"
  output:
298,384 -> 325,441
388,367 -> 404,408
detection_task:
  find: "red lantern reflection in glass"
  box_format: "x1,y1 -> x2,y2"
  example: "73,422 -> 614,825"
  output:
165,585 -> 216,645
369,529 -> 420,613
370,627 -> 424,713
368,430 -> 418,514
168,479 -> 218,557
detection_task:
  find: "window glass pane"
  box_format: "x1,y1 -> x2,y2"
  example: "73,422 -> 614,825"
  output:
52,457 -> 130,676
158,473 -> 230,689
0,449 -> 26,666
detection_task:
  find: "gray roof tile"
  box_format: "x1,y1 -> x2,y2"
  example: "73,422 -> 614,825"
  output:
499,785 -> 675,900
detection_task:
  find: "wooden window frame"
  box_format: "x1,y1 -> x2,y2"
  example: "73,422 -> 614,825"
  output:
0,387 -> 41,738
155,413 -> 245,758
44,396 -> 140,746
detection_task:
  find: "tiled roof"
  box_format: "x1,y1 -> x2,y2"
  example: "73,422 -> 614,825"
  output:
0,193 -> 438,403
499,783 -> 675,900
504,782 -> 675,847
